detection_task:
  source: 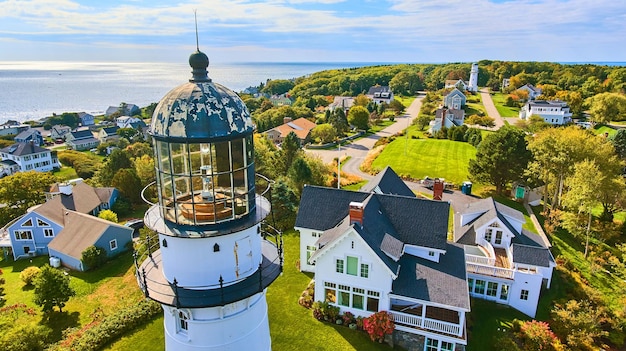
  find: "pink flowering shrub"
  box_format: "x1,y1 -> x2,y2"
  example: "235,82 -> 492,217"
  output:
363,311 -> 394,343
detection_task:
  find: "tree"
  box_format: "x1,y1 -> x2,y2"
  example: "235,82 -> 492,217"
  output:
353,94 -> 370,107
98,209 -> 118,223
280,131 -> 302,174
270,180 -> 299,230
310,123 -> 336,144
551,300 -> 608,350
561,160 -> 601,257
20,266 -> 40,286
0,171 -> 56,226
586,92 -> 626,124
414,114 -> 432,131
96,148 -> 133,186
261,79 -> 295,95
33,265 -> 75,313
329,109 -> 349,136
347,105 -> 370,130
288,157 -> 312,194
609,128 -> 626,159
111,168 -> 142,204
116,127 -> 138,141
468,126 -> 531,194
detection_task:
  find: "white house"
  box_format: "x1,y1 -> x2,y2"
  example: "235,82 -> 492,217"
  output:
65,129 -> 100,151
296,167 -> 470,350
443,88 -> 466,110
366,86 -> 394,104
517,84 -> 543,100
50,125 -> 71,140
518,100 -> 572,125
328,96 -> 355,114
454,198 -> 555,318
0,142 -> 59,175
429,108 -> 465,133
116,116 -> 144,129
444,79 -> 467,91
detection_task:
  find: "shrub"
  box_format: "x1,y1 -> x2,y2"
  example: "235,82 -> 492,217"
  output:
50,299 -> 161,351
363,311 -> 394,343
342,311 -> 355,326
19,266 -> 40,286
311,301 -> 340,322
298,280 -> 315,309
81,246 -> 107,270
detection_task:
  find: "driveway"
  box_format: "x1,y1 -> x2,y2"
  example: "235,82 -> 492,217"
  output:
479,88 -> 506,130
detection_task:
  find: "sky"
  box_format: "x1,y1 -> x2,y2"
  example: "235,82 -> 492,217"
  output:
0,0 -> 625,63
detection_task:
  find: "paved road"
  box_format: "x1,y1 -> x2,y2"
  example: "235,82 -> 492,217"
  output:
479,88 -> 506,130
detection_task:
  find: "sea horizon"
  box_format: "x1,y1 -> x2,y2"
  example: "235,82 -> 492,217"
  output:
1,60 -> 625,124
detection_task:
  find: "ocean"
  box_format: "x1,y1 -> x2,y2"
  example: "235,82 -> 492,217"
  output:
0,61 -> 374,124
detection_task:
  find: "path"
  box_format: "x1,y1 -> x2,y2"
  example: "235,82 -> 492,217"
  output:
479,88 -> 506,130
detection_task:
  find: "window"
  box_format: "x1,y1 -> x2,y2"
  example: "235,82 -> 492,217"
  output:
474,279 -> 486,295
495,231 -> 503,245
109,239 -> 118,251
367,290 -> 380,312
500,284 -> 509,300
37,218 -> 49,227
306,245 -> 316,263
43,229 -> 54,238
338,285 -> 350,307
14,230 -> 33,240
467,278 -> 474,291
428,251 -> 435,257
426,338 -> 439,351
336,259 -> 344,273
484,229 -> 492,242
487,282 -> 498,297
176,310 -> 190,334
352,288 -> 365,309
520,289 -> 529,301
441,341 -> 454,351
324,282 -> 337,303
360,263 -> 369,278
347,256 -> 358,276
22,219 -> 33,227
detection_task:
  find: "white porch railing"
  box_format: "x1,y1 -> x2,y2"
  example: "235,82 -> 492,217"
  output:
465,254 -> 495,266
476,236 -> 496,258
466,262 -> 515,279
389,311 -> 462,337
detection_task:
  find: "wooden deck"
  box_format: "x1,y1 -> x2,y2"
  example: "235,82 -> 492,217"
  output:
494,248 -> 509,268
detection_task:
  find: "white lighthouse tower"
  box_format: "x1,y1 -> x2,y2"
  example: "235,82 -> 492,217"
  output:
468,63 -> 479,92
135,48 -> 282,350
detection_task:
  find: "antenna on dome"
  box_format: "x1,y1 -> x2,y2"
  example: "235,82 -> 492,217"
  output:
194,9 -> 199,51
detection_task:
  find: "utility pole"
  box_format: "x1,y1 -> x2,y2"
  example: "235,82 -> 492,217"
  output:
337,141 -> 341,189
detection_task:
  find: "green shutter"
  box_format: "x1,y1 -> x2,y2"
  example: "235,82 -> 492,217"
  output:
347,256 -> 358,276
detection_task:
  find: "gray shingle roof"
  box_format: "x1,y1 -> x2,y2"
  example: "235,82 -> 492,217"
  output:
392,243 -> 470,310
0,142 -> 49,156
295,186 -> 369,231
381,233 -> 404,261
512,244 -> 552,267
359,166 -> 415,197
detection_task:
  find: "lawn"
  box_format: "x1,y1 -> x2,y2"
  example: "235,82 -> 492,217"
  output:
370,133 -> 477,186
106,232 -> 392,351
490,93 -> 520,118
394,95 -> 416,109
592,124 -> 618,137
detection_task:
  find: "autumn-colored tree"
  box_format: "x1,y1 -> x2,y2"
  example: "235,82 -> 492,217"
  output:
0,171 -> 56,226
586,92 -> 626,124
98,209 -> 118,223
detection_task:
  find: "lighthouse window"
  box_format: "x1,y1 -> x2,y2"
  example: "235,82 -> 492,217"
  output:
213,243 -> 220,252
176,310 -> 190,333
162,239 -> 168,247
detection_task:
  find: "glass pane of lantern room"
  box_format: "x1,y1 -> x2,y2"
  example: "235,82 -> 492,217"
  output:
245,135 -> 254,165
231,138 -> 245,171
171,143 -> 186,175
213,141 -> 231,189
188,143 -> 201,171
158,141 -> 170,173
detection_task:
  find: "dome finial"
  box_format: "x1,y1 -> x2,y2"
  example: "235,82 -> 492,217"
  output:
189,10 -> 211,83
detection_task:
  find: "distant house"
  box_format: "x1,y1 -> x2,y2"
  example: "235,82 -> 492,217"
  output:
328,96 -> 355,114
98,126 -> 120,143
116,116 -> 146,129
443,88 -> 466,110
0,142 -> 59,175
502,78 -> 511,90
296,167 -> 470,350
454,198 -> 555,317
430,108 -> 465,133
517,84 -> 542,100
519,100 -> 572,125
366,86 -> 394,104
78,112 -> 95,126
65,129 -> 100,151
14,128 -> 44,146
265,117 -> 317,145
242,86 -> 259,95
445,79 -> 467,91
269,94 -> 293,106
50,125 -> 72,140
0,124 -> 28,137
46,180 -> 119,214
105,104 -> 140,117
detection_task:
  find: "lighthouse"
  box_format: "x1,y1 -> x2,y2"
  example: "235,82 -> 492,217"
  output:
135,48 -> 282,350
468,63 -> 479,92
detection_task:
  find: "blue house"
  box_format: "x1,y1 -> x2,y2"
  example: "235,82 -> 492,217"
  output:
4,201 -> 65,260
443,88 -> 467,110
14,129 -> 44,146
78,112 -> 95,126
47,211 -> 132,271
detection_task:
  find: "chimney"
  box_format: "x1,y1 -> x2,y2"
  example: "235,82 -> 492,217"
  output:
349,202 -> 364,227
433,179 -> 444,201
283,117 -> 292,124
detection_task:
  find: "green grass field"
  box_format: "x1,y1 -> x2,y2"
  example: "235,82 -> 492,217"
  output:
592,124 -> 618,137
370,134 -> 476,186
490,93 -> 520,118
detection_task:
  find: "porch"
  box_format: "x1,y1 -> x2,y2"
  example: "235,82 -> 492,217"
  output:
389,299 -> 466,342
464,244 -> 515,280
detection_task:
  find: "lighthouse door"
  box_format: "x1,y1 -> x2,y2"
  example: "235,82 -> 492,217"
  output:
234,236 -> 253,278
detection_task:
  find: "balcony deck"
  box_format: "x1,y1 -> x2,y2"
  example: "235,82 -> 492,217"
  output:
390,304 -> 465,341
137,240 -> 282,308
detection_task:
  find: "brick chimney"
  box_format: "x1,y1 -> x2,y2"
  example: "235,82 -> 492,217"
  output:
433,179 -> 444,201
349,202 -> 364,227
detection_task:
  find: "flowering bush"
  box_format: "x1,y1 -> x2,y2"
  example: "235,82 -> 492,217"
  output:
20,266 -> 41,286
342,311 -> 355,326
517,320 -> 563,351
363,311 -> 394,343
311,301 -> 340,322
298,280 -> 315,308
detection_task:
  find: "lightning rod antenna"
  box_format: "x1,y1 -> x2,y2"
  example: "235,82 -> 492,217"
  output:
194,9 -> 199,51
